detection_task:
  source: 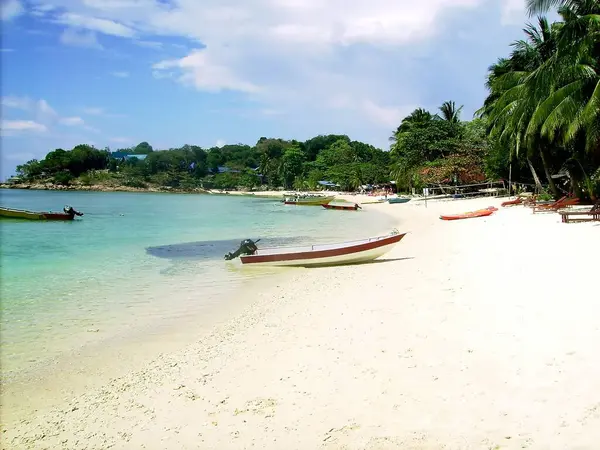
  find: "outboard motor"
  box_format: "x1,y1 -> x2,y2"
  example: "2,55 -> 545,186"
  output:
64,205 -> 84,216
224,239 -> 260,260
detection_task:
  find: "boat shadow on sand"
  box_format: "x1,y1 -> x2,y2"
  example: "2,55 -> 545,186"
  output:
226,256 -> 416,273
306,256 -> 415,269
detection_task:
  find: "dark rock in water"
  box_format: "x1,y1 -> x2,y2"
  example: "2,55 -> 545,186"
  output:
146,236 -> 308,261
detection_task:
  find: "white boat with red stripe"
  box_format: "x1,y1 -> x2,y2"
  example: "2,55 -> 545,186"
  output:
224,230 -> 407,267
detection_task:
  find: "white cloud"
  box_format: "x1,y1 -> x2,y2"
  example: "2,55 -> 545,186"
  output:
215,139 -> 226,147
1,96 -> 99,135
135,40 -> 163,49
0,48 -> 15,52
31,0 -> 492,129
153,50 -> 260,93
260,109 -> 283,116
1,0 -> 24,21
59,116 -> 85,126
501,0 -> 527,25
55,12 -> 136,37
82,106 -> 105,115
31,2 -> 56,15
59,28 -> 103,49
362,100 -> 415,129
1,120 -> 48,134
1,96 -> 32,110
82,106 -> 126,118
110,71 -> 129,78
34,99 -> 59,123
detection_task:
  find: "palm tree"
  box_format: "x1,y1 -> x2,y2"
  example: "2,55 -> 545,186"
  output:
258,153 -> 270,185
478,16 -> 562,196
438,101 -> 464,124
389,108 -> 433,143
526,1 -> 600,153
480,1 -> 600,198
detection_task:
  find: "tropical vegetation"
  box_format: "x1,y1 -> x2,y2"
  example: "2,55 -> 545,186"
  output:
477,0 -> 600,200
10,0 -> 600,198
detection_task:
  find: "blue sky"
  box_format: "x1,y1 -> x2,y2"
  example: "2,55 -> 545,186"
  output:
1,0 -> 538,180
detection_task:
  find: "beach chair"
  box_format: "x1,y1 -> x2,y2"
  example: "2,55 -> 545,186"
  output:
501,196 -> 524,207
523,195 -> 538,207
533,196 -> 579,213
530,195 -> 565,208
558,201 -> 600,223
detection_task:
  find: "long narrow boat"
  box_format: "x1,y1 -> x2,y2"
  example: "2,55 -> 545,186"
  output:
284,195 -> 335,206
322,203 -> 361,211
224,231 -> 406,267
0,206 -> 83,221
388,197 -> 410,204
440,206 -> 497,221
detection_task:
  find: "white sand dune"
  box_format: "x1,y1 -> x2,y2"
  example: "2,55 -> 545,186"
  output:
3,196 -> 600,449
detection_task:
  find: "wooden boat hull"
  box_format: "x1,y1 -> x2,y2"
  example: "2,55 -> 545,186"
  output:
240,232 -> 406,267
388,198 -> 410,204
440,207 -> 497,221
321,203 -> 359,211
284,196 -> 335,206
0,207 -> 76,221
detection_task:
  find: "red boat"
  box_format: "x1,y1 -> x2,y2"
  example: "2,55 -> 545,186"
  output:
321,203 -> 361,211
440,206 -> 497,221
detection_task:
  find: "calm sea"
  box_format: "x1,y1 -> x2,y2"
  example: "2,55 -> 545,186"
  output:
0,189 -> 394,382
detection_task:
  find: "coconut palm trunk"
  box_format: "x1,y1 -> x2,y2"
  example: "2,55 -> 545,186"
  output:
527,158 -> 544,191
538,145 -> 560,197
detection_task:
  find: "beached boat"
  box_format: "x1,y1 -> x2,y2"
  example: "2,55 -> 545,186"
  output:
224,231 -> 406,267
388,197 -> 410,204
283,195 -> 335,206
322,203 -> 361,211
439,206 -> 497,221
0,206 -> 83,221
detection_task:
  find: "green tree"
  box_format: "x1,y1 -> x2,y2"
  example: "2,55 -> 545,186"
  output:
16,159 -> 43,179
438,101 -> 464,124
279,146 -> 306,188
134,141 -> 154,154
479,3 -> 600,198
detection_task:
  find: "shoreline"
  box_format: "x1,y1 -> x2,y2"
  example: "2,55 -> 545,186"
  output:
0,196 -> 393,429
0,184 -> 314,198
3,197 -> 599,449
0,184 -> 393,201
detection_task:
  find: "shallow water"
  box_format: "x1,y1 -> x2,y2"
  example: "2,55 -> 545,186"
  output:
0,189 -> 395,380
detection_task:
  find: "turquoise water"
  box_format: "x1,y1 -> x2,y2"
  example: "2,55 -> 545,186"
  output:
0,189 -> 394,380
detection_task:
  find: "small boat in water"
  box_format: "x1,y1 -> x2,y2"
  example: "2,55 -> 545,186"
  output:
440,206 -> 497,221
322,203 -> 361,211
283,195 -> 335,206
388,197 -> 410,204
0,205 -> 84,221
224,230 -> 406,267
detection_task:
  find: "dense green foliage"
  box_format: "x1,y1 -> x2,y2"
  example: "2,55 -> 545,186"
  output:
13,0 -> 599,198
388,105 -> 493,191
477,0 -> 600,199
15,137 -> 392,191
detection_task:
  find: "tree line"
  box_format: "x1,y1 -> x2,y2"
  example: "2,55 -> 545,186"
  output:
15,136 -> 393,191
14,0 -> 599,199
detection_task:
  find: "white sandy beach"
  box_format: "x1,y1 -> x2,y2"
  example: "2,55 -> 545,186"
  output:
3,196 -> 600,449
